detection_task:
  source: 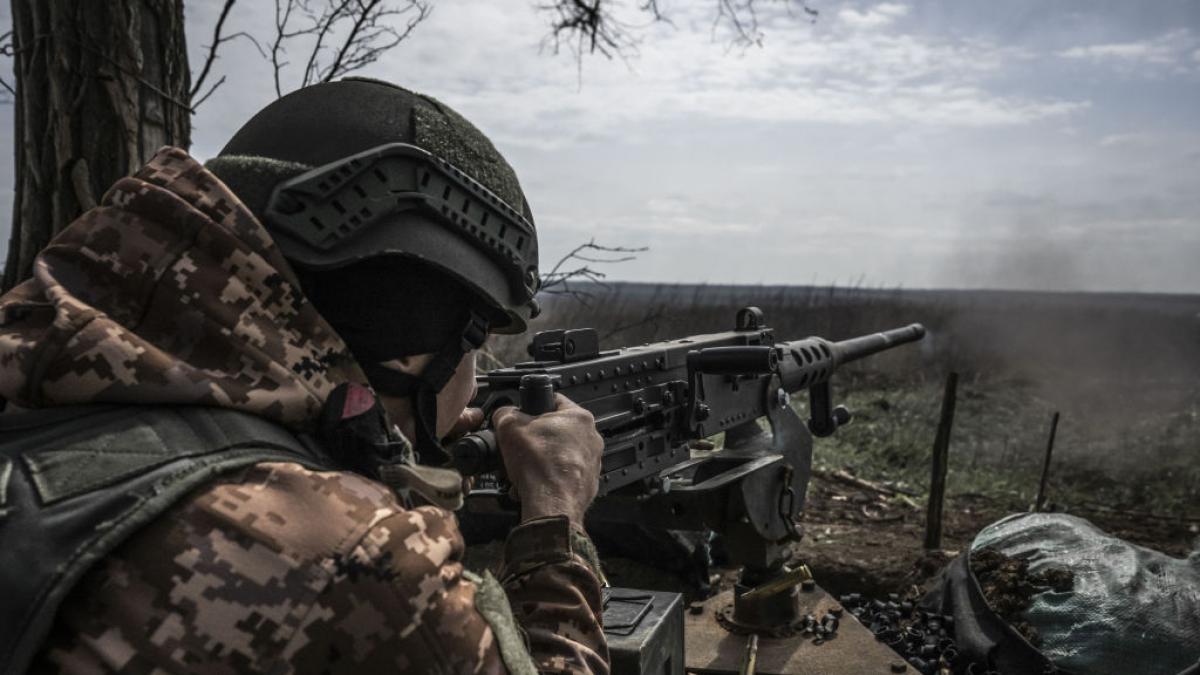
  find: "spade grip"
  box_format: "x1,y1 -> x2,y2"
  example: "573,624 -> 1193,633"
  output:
448,374 -> 555,476
519,374 -> 557,415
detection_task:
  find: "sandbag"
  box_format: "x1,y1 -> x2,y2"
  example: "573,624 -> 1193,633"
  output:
971,513 -> 1200,675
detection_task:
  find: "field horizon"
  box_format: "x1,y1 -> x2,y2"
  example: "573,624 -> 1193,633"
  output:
488,280 -> 1200,528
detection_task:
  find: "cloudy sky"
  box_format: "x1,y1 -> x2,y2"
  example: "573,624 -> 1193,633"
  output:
2,0 -> 1198,292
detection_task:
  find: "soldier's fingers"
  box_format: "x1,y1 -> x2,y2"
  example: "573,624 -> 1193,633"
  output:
553,393 -> 581,411
445,407 -> 485,440
491,405 -> 521,430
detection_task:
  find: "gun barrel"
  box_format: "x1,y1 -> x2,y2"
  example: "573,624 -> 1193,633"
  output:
777,323 -> 925,395
832,323 -> 925,366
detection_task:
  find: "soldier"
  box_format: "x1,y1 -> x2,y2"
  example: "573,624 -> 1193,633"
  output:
0,78 -> 609,674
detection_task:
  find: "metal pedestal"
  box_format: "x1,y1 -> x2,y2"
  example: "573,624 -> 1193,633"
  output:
684,582 -> 906,674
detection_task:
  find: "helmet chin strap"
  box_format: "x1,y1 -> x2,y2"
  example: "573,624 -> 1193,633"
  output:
362,310 -> 489,466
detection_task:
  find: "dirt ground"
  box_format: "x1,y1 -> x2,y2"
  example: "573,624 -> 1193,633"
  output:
463,472 -> 1200,623
465,467 -> 1199,602
796,469 -> 1199,599
796,471 -> 1005,598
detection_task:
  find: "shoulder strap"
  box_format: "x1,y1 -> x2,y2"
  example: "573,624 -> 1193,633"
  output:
0,405 -> 332,675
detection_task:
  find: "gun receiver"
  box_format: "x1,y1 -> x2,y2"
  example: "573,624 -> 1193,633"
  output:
454,307 -> 924,632
453,307 -> 924,495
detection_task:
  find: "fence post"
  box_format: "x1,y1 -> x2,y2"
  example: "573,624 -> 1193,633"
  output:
925,371 -> 958,550
1035,412 -> 1061,512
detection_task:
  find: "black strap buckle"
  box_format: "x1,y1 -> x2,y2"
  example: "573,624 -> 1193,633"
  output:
461,310 -> 489,351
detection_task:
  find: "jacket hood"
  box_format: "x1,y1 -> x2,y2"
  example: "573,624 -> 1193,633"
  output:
0,147 -> 367,431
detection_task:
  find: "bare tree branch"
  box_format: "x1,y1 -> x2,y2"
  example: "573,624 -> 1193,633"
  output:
191,75 -> 226,109
716,0 -> 818,49
270,0 -> 431,98
539,0 -> 818,65
271,0 -> 305,98
715,0 -> 763,48
0,31 -> 15,100
540,0 -> 643,62
571,253 -> 639,263
189,2 -> 267,110
539,239 -> 649,305
639,0 -> 670,24
191,0 -> 235,100
301,0 -> 355,87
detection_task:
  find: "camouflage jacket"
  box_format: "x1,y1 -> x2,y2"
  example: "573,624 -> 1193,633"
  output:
0,148 -> 608,674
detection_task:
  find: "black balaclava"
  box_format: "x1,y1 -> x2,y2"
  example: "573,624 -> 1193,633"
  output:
299,257 -> 490,465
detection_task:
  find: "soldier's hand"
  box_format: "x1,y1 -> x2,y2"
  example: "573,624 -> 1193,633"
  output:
444,407 -> 485,442
491,394 -> 603,527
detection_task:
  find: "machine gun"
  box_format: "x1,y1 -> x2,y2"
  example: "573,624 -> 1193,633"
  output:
452,307 -> 925,640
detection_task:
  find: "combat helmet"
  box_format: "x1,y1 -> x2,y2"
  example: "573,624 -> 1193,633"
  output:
207,77 -> 540,464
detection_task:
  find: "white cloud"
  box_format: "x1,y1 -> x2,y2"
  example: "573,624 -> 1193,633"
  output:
601,197 -> 760,235
1058,29 -> 1196,67
1099,132 -> 1153,148
383,2 -> 1084,152
176,0 -> 1088,156
837,3 -> 910,30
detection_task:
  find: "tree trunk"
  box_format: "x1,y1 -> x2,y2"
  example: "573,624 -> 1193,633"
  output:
3,0 -> 190,290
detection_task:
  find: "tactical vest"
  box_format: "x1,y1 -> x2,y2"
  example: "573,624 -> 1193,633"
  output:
0,404 -> 333,675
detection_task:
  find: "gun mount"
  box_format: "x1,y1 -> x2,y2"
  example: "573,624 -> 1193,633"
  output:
454,307 -> 925,635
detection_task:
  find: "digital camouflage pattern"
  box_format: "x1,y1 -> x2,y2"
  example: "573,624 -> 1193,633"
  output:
0,146 -> 363,432
34,462 -> 608,674
0,148 -> 608,673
